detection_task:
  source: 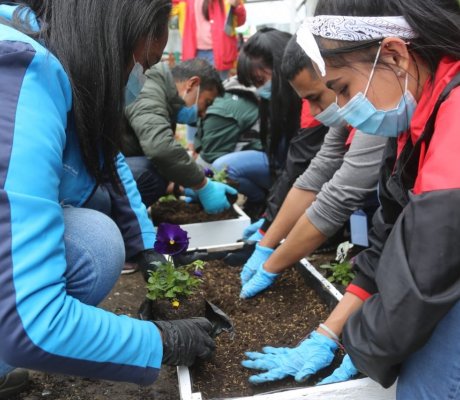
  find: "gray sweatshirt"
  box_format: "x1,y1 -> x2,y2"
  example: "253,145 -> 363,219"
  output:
294,127 -> 387,237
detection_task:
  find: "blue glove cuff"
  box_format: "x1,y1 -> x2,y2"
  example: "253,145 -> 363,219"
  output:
304,331 -> 338,352
247,230 -> 264,242
184,188 -> 196,197
260,265 -> 280,279
255,243 -> 275,256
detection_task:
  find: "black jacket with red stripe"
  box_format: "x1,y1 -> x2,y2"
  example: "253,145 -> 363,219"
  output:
343,57 -> 460,387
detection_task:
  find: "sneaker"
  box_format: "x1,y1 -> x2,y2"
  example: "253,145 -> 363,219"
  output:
121,261 -> 139,275
0,369 -> 29,399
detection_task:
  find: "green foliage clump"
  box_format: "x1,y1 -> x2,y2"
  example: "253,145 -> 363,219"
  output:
212,168 -> 228,184
146,260 -> 204,301
319,260 -> 355,287
158,194 -> 178,203
319,241 -> 356,286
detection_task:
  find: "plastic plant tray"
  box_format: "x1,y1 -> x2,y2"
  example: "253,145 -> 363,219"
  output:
180,203 -> 251,251
176,256 -> 396,400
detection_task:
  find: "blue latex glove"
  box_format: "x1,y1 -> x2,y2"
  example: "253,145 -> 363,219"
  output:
317,354 -> 358,385
242,331 -> 337,384
240,243 -> 274,285
196,179 -> 238,214
247,229 -> 264,242
240,264 -> 279,299
243,218 -> 265,240
184,188 -> 198,203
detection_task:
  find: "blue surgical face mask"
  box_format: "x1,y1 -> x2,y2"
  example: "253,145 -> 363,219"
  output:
257,80 -> 272,100
125,58 -> 146,107
314,100 -> 348,128
338,45 -> 417,137
176,85 -> 200,125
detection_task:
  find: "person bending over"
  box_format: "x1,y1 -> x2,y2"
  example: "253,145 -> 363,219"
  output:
242,2 -> 460,398
240,35 -> 387,299
0,1 -> 215,398
123,58 -> 237,213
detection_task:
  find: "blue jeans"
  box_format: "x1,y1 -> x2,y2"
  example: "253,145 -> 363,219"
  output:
0,207 -> 125,377
186,125 -> 197,146
397,299 -> 460,399
212,150 -> 271,203
196,49 -> 229,80
125,156 -> 168,207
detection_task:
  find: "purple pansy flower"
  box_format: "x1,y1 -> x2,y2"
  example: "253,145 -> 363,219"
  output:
193,269 -> 203,278
154,223 -> 190,255
203,167 -> 214,178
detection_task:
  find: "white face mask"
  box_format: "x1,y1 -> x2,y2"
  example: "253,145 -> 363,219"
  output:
125,56 -> 146,106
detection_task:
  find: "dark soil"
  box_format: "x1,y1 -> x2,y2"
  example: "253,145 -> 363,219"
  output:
14,256 -> 343,400
146,295 -> 206,321
15,272 -> 180,400
190,260 -> 343,399
149,200 -> 238,225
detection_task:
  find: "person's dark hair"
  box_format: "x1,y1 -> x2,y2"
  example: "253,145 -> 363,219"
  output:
202,0 -> 224,21
171,59 -> 225,96
281,35 -> 316,81
314,0 -> 460,78
1,0 -> 172,191
237,28 -> 302,167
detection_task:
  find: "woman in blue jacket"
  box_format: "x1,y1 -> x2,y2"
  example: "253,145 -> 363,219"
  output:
0,1 -> 215,397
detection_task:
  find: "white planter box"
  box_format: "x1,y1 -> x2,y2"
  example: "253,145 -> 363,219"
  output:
180,203 -> 251,251
176,252 -> 396,400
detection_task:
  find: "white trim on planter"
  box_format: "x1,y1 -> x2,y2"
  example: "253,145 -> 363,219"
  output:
180,203 -> 251,251
298,258 -> 344,301
226,377 -> 396,400
176,248 -> 396,400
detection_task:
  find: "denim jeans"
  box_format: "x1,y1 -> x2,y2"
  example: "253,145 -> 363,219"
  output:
186,125 -> 197,146
0,207 -> 125,377
397,299 -> 460,399
125,156 -> 168,207
196,49 -> 229,80
212,150 -> 271,203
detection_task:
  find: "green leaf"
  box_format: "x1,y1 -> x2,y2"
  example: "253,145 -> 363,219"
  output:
145,259 -> 204,301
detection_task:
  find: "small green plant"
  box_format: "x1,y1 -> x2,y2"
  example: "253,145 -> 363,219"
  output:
203,167 -> 229,184
319,241 -> 356,286
212,168 -> 229,183
146,260 -> 204,304
158,194 -> 178,203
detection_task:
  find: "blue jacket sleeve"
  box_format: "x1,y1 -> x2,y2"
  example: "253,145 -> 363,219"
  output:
0,30 -> 162,384
104,153 -> 157,259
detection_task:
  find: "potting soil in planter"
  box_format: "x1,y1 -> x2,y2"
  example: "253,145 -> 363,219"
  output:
190,260 -> 343,399
150,200 -> 239,225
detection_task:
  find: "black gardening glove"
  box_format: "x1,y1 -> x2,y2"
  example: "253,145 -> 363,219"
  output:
154,318 -> 216,366
133,249 -> 167,281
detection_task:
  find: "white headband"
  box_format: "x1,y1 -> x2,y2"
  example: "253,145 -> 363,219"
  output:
296,16 -> 418,77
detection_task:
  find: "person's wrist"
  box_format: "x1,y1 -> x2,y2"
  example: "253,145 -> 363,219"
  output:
261,264 -> 279,277
263,259 -> 278,274
317,323 -> 340,342
259,232 -> 278,249
316,324 -> 344,350
309,331 -> 338,350
255,243 -> 274,254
